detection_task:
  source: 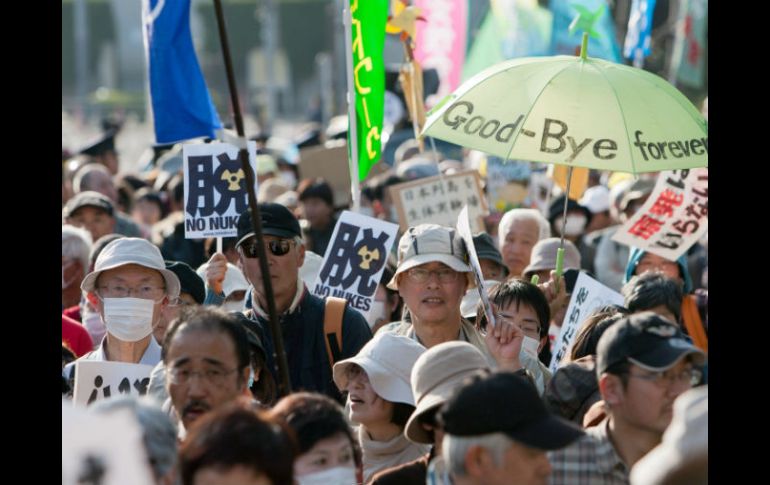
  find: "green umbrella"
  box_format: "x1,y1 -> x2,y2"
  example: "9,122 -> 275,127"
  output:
421,34 -> 707,287
422,37 -> 707,174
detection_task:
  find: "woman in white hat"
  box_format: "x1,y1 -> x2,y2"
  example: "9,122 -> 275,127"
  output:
333,332 -> 429,483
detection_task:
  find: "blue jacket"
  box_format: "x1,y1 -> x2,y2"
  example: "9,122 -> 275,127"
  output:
243,287 -> 372,403
624,247 -> 693,293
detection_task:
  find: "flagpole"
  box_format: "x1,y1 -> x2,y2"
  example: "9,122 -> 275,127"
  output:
212,0 -> 292,397
344,6 -> 361,212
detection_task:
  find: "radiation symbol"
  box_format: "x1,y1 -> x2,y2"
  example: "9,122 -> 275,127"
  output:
221,169 -> 245,191
357,245 -> 380,270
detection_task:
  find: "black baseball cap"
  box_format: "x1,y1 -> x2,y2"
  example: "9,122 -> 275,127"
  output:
472,232 -> 508,277
597,312 -> 706,375
63,191 -> 114,218
438,371 -> 584,450
236,203 -> 302,248
165,261 -> 206,304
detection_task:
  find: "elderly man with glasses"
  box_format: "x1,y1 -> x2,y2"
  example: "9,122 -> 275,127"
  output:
64,237 -> 180,383
380,224 -> 525,375
548,312 -> 706,484
206,202 -> 371,403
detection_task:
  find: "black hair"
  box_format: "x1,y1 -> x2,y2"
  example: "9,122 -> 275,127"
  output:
476,279 -> 551,339
269,392 -> 362,468
297,178 -> 334,207
179,404 -> 295,485
162,306 -> 251,373
622,272 -> 683,322
569,306 -> 629,362
391,403 -> 416,429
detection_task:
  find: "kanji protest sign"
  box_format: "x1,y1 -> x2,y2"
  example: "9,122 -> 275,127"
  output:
73,361 -> 154,407
388,170 -> 488,232
612,168 -> 708,261
456,205 -> 497,328
183,142 -> 258,239
311,211 -> 399,320
549,271 -> 625,373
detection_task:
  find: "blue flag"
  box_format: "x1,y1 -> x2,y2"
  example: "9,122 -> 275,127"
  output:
624,0 -> 657,62
143,0 -> 221,144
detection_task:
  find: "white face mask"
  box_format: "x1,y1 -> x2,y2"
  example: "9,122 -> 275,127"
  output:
556,214 -> 587,237
279,170 -> 297,189
296,466 -> 357,485
222,300 -> 245,313
365,300 -> 387,330
102,297 -> 157,342
520,335 -> 541,361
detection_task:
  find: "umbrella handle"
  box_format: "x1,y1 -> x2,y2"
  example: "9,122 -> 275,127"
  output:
554,247 -> 565,293
530,274 -> 539,285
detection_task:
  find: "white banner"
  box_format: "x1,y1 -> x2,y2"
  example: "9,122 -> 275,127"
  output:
62,401 -> 155,485
612,168 -> 708,261
183,142 -> 258,239
456,205 -> 497,328
311,211 -> 400,321
389,170 -> 489,232
73,361 -> 154,407
549,271 -> 625,373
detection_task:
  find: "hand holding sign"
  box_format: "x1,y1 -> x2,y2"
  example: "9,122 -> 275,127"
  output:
456,206 -> 496,329
483,315 -> 525,371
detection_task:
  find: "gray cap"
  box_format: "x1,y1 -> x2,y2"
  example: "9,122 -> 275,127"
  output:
63,191 -> 114,218
523,238 -> 581,279
388,224 -> 472,290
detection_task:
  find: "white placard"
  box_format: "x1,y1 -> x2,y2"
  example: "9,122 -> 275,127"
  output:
73,361 -> 154,407
549,272 -> 625,373
456,205 -> 497,328
183,142 -> 258,238
612,168 -> 708,260
388,170 -> 489,232
311,211 -> 400,320
62,401 -> 155,485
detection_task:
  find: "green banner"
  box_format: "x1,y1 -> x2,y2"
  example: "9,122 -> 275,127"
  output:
350,0 -> 388,182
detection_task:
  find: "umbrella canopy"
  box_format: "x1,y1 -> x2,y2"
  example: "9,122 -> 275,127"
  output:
422,54 -> 707,174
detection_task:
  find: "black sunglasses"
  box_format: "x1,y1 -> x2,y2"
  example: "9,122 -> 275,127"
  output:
240,239 -> 295,258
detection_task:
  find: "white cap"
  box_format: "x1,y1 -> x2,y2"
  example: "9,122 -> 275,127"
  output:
196,262 -> 249,298
579,185 -> 610,214
333,332 -> 426,405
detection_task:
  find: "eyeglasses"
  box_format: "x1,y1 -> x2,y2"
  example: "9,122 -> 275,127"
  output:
168,297 -> 195,307
405,267 -> 460,284
635,259 -> 679,273
239,239 -> 295,259
494,314 -> 541,339
627,367 -> 702,388
97,285 -> 166,300
167,367 -> 239,387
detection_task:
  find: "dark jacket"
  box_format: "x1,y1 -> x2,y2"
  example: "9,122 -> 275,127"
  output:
369,450 -> 433,485
244,287 -> 372,403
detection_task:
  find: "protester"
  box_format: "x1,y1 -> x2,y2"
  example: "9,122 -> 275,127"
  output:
497,208 -> 551,278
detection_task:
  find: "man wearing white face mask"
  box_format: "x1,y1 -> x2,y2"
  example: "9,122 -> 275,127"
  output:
548,196 -> 595,274
64,237 -> 180,383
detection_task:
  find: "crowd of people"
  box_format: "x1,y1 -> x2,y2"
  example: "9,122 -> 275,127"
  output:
62,118 -> 707,484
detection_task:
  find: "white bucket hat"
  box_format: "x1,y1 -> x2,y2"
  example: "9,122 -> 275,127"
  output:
333,332 -> 426,406
81,238 -> 181,298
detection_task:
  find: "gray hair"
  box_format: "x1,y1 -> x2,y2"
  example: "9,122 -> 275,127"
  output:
73,163 -> 111,194
622,272 -> 683,322
498,208 -> 551,248
62,224 -> 93,271
91,396 -> 178,482
443,432 -> 515,477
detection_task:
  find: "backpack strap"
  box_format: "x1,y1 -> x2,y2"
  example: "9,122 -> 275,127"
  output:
323,297 -> 346,369
681,295 -> 708,352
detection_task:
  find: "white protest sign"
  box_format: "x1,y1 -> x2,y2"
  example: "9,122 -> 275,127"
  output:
388,170 -> 488,232
183,142 -> 258,239
456,205 -> 496,328
311,211 -> 399,320
612,168 -> 708,261
73,361 -> 154,407
62,401 -> 155,485
549,272 -> 625,373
